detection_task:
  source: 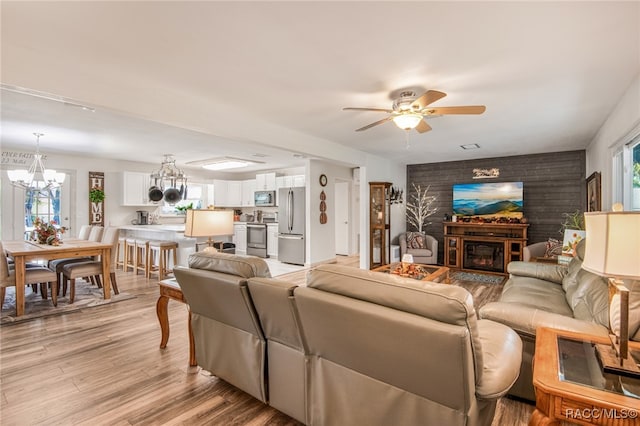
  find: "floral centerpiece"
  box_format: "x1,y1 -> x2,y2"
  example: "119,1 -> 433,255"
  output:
32,218 -> 65,245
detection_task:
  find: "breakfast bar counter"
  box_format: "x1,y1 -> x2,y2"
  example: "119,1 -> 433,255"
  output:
118,225 -> 193,267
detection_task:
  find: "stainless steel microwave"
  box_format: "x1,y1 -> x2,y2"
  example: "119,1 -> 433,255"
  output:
254,190 -> 276,207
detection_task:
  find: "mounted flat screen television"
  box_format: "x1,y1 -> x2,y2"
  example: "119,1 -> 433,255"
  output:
453,182 -> 524,218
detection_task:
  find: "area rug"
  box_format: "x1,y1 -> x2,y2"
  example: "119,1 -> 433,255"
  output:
1,279 -> 136,325
449,271 -> 505,285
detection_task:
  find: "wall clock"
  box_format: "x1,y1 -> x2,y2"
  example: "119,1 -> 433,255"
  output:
319,174 -> 327,187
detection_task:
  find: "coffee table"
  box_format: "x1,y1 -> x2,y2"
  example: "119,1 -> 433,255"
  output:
373,263 -> 450,283
530,327 -> 640,426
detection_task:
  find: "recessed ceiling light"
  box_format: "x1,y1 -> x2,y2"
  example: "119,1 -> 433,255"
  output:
202,160 -> 252,171
186,156 -> 264,170
252,153 -> 269,158
460,143 -> 480,150
293,153 -> 307,159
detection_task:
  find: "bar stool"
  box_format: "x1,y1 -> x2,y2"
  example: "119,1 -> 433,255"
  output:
124,238 -> 137,273
134,239 -> 149,276
116,237 -> 126,270
147,240 -> 178,280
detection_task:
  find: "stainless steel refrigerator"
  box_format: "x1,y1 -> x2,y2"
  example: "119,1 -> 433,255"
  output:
278,187 -> 305,265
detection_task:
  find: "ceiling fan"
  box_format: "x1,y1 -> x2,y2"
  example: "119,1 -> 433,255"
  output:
343,90 -> 486,133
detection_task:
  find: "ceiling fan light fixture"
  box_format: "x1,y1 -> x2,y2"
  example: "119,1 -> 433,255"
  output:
392,113 -> 422,130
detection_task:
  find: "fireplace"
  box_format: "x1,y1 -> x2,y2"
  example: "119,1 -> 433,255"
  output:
463,241 -> 505,273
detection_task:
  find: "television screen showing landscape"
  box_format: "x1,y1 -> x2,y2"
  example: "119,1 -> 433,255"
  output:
453,182 -> 523,218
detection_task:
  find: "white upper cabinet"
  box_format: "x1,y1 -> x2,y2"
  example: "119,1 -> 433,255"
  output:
227,181 -> 242,207
122,172 -> 155,206
293,174 -> 306,187
255,172 -> 277,191
213,179 -> 229,207
242,179 -> 256,207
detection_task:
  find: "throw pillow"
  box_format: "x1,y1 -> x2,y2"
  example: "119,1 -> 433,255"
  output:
406,232 -> 425,249
544,238 -> 563,258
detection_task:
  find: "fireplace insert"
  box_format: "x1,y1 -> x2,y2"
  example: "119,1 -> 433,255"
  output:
463,241 -> 504,273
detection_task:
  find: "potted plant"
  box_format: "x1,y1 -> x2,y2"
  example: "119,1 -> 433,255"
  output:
89,188 -> 105,204
559,210 -> 585,256
175,202 -> 194,215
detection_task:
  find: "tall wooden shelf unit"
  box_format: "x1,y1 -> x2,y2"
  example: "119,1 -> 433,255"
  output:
369,182 -> 392,269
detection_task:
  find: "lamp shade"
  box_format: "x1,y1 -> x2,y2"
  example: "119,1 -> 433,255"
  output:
184,210 -> 234,238
582,212 -> 640,280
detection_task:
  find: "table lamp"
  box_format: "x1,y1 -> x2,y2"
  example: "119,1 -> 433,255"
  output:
184,209 -> 234,253
582,211 -> 640,378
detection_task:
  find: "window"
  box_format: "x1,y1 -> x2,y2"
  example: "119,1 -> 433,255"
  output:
26,187 -> 61,227
632,139 -> 640,210
159,184 -> 204,214
613,135 -> 640,211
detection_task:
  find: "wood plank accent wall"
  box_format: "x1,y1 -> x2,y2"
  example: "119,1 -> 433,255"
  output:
407,150 -> 586,263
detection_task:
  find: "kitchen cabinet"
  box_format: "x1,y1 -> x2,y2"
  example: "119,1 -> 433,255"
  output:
293,175 -> 306,187
256,172 -> 276,191
242,179 -> 256,207
233,223 -> 247,254
267,223 -> 278,257
227,181 -> 242,207
213,179 -> 229,207
275,174 -> 306,206
122,171 -> 155,206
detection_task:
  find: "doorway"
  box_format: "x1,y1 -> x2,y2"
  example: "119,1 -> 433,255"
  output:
335,180 -> 350,255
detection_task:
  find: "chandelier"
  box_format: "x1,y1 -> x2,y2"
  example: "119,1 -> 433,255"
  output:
149,154 -> 188,205
7,133 -> 65,192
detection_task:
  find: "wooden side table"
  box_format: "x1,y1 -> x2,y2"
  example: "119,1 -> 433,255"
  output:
530,327 -> 640,426
157,279 -> 197,368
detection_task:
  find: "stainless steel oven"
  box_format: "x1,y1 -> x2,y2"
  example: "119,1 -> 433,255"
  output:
246,223 -> 268,258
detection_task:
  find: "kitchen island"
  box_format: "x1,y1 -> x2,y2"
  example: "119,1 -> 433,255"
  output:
119,224 -> 194,267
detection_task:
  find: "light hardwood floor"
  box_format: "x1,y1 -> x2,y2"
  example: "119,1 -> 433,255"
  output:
0,258 -> 534,425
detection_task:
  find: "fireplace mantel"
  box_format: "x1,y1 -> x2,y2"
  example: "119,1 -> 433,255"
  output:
443,221 -> 529,275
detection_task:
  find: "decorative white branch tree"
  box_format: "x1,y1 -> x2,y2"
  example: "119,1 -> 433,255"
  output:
406,183 -> 438,233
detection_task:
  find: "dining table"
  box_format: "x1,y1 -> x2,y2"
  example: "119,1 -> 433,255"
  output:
2,239 -> 113,316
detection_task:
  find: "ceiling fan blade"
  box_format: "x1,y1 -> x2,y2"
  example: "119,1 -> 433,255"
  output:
355,116 -> 393,132
415,119 -> 432,134
424,105 -> 486,115
411,90 -> 447,109
343,107 -> 394,113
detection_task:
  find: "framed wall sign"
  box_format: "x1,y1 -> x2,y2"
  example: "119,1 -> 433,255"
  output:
587,171 -> 601,212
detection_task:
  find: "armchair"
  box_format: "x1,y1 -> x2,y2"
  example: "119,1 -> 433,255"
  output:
399,231 -> 438,264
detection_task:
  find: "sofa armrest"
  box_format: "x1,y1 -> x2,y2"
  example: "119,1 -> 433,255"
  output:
475,320 -> 522,400
507,261 -> 566,285
479,302 -> 609,338
424,234 -> 438,254
523,242 -> 547,262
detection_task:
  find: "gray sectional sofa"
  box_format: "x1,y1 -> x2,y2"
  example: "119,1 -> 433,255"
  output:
479,239 -> 640,401
174,251 -> 523,426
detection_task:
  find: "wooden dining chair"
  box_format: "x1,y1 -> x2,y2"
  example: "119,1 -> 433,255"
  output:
1,242 -> 59,309
50,224 -> 104,286
61,227 -> 121,303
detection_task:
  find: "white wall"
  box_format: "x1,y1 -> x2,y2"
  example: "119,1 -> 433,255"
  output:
306,159 -> 354,266
587,73 -> 640,209
358,155 -> 407,269
0,151 -> 214,239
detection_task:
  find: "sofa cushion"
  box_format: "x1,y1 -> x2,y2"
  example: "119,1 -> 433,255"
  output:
567,269 -> 609,326
500,276 -> 573,317
406,232 -> 425,249
307,264 -> 485,383
544,238 -> 563,258
188,251 -> 271,278
406,248 -> 433,257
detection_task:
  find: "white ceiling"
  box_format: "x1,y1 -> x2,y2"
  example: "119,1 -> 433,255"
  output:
1,1 -> 639,172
